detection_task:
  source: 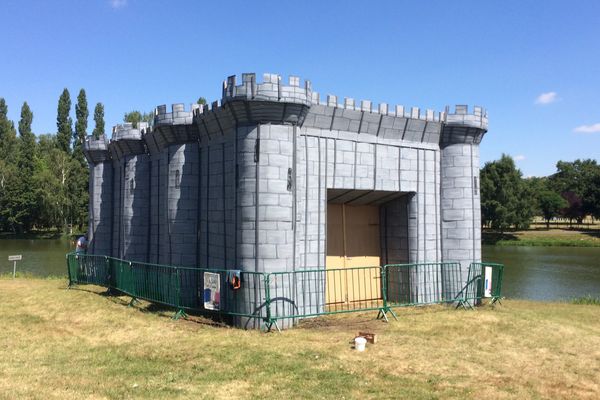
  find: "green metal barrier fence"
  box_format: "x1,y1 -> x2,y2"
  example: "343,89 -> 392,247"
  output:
66,253 -> 504,330
458,262 -> 504,308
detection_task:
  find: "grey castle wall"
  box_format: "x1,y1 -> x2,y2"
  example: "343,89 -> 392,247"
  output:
109,123 -> 150,262
83,72 -> 488,328
84,136 -> 112,256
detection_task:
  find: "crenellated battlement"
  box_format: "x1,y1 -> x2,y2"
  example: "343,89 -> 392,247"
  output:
221,73 -> 312,106
102,73 -> 487,149
443,105 -> 488,131
309,92 -> 445,123
154,103 -> 197,127
109,123 -> 147,159
112,122 -> 148,140
439,105 -> 488,147
83,135 -> 110,164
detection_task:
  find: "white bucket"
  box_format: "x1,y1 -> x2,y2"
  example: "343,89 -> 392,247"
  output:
354,337 -> 367,352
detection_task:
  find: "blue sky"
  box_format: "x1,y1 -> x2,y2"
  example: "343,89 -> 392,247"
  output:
1,0 -> 598,177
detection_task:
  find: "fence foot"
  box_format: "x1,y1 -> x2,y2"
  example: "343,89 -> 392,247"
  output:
490,297 -> 503,306
128,297 -> 139,308
377,308 -> 398,322
263,320 -> 281,333
172,309 -> 188,320
456,300 -> 474,310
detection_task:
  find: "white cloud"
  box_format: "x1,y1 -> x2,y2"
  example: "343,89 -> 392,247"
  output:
534,91 -> 558,105
110,0 -> 127,9
513,154 -> 526,161
573,123 -> 600,134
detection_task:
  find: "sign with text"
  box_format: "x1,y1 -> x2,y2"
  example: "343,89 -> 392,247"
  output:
203,272 -> 221,311
8,255 -> 22,261
484,266 -> 493,298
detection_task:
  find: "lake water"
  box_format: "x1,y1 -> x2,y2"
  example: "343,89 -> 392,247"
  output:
482,245 -> 600,301
1,238 -> 599,301
0,238 -> 73,277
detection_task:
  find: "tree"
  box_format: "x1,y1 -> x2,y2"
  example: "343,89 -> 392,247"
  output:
71,89 -> 89,231
123,110 -> 153,128
537,190 -> 567,229
0,98 -> 17,164
480,154 -> 534,232
56,89 -> 73,153
92,102 -> 105,139
197,97 -> 207,105
550,159 -> 600,223
14,102 -> 37,232
0,98 -> 18,232
74,89 -> 88,159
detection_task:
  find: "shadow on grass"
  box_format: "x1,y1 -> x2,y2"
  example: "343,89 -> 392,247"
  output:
581,229 -> 600,239
68,284 -> 231,328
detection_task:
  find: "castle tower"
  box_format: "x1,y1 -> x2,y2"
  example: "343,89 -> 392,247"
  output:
83,135 -> 112,256
440,105 -> 488,292
109,123 -> 150,262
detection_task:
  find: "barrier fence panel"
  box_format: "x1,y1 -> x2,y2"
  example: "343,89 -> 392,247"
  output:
266,266 -> 385,326
67,253 -> 110,287
385,262 -> 464,307
460,262 -> 504,307
66,253 -> 504,329
185,267 -> 268,327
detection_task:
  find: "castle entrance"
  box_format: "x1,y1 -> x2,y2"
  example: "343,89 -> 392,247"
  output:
326,200 -> 382,305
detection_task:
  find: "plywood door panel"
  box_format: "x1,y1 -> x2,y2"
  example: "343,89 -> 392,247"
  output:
326,203 -> 382,305
326,203 -> 347,304
344,205 -> 381,301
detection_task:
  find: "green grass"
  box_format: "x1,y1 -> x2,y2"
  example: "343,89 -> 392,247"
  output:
571,295 -> 600,305
0,278 -> 599,399
483,228 -> 600,247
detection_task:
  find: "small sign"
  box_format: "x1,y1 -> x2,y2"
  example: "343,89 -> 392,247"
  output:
484,266 -> 493,298
8,255 -> 22,261
203,272 -> 221,311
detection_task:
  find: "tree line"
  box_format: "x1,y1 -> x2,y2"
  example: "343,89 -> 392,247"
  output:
0,95 -> 206,235
481,155 -> 600,231
0,90 -> 105,234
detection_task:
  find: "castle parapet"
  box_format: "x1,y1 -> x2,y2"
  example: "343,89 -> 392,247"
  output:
110,123 -> 147,159
146,104 -> 199,152
83,135 -> 110,164
440,105 -> 488,147
211,73 -> 312,126
154,103 -> 196,127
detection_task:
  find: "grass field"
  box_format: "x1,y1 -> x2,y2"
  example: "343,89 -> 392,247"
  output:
483,228 -> 600,247
1,278 -> 599,399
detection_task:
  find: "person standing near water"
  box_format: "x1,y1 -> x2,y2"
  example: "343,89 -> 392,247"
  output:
75,235 -> 88,254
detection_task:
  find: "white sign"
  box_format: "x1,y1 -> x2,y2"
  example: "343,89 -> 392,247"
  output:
8,255 -> 22,261
203,272 -> 221,311
484,266 -> 493,298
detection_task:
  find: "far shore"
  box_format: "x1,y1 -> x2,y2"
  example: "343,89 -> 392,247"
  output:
2,228 -> 600,247
483,228 -> 600,247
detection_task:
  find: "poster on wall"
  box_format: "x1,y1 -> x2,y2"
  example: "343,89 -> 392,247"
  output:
203,272 -> 221,310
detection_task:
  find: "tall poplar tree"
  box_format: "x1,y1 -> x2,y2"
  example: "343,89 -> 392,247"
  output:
56,88 -> 72,153
55,89 -> 73,230
71,89 -> 89,230
92,102 -> 105,139
16,102 -> 36,232
73,89 -> 88,161
0,99 -> 18,231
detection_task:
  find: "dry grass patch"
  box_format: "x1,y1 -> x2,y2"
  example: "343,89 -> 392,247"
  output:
0,278 -> 599,399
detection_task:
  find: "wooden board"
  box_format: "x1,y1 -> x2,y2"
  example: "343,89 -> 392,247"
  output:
326,203 -> 381,304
